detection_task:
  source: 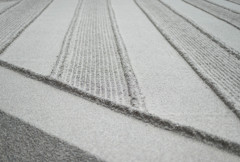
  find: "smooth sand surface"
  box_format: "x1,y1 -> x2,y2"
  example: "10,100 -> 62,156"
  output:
0,66 -> 240,162
162,0 -> 240,52
111,0 -> 240,144
0,0 -> 78,76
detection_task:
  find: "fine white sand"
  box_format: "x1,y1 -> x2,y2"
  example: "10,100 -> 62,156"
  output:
0,66 -> 239,162
0,0 -> 78,76
161,0 -> 240,52
111,0 -> 240,144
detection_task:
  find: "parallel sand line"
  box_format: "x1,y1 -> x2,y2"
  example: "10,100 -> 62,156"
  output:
183,0 -> 240,30
202,0 -> 240,14
51,0 -> 145,109
163,0 -> 240,59
107,0 -> 146,109
0,0 -> 53,54
135,0 -> 240,120
227,0 -> 240,5
207,0 -> 240,13
0,0 -> 21,16
0,111 -> 104,162
0,60 -> 240,157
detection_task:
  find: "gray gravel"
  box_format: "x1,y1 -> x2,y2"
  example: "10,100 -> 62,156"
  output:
0,110 -> 104,162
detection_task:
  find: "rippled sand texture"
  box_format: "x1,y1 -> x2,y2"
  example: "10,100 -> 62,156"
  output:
51,0 -> 145,108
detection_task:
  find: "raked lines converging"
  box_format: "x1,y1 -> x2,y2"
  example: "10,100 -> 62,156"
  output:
135,0 -> 240,120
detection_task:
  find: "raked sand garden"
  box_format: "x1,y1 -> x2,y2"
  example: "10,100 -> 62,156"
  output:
0,0 -> 240,161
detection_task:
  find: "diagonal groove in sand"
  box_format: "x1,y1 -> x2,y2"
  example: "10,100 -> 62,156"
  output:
135,0 -> 240,120
0,59 -> 240,157
50,0 -> 145,109
0,0 -> 21,16
199,0 -> 240,14
226,0 -> 240,5
0,0 -> 53,55
183,0 -> 240,30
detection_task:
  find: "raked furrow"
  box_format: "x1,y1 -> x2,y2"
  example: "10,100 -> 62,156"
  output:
51,0 -> 145,109
0,0 -> 53,54
202,0 -> 240,14
183,0 -> 240,30
0,0 -> 21,16
226,0 -> 240,5
135,0 -> 240,119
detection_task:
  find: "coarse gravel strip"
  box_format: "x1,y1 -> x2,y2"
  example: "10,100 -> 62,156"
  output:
0,0 -> 53,54
0,0 -> 21,15
135,0 -> 240,119
0,111 -> 104,162
51,0 -> 145,109
183,0 -> 240,30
